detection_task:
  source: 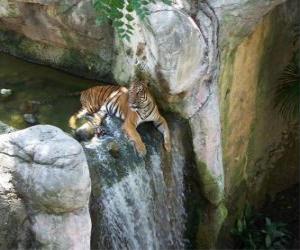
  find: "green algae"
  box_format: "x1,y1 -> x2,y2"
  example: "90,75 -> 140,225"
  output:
197,202 -> 228,249
195,159 -> 224,205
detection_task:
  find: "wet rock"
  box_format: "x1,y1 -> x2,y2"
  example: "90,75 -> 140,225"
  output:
0,125 -> 91,249
107,141 -> 120,159
83,116 -> 194,250
23,113 -> 38,125
0,88 -> 12,97
20,100 -> 40,114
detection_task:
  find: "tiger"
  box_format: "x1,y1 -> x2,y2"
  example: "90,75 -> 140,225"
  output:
68,80 -> 171,156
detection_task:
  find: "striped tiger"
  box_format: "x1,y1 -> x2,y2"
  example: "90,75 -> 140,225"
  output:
69,81 -> 171,156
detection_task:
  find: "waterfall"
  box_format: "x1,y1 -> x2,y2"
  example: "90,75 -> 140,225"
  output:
84,118 -> 186,250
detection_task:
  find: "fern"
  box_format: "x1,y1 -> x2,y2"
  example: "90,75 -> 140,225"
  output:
92,0 -> 172,41
274,57 -> 300,121
231,204 -> 292,250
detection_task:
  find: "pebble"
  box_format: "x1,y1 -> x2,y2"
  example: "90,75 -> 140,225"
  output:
107,141 -> 120,159
23,113 -> 39,125
0,88 -> 12,97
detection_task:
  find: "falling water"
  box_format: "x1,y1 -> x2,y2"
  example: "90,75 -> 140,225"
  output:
84,118 -> 186,250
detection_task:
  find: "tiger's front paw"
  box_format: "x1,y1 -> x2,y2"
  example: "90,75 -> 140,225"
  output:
164,141 -> 171,153
136,142 -> 147,157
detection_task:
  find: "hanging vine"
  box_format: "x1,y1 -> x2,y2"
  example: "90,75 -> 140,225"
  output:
92,0 -> 172,41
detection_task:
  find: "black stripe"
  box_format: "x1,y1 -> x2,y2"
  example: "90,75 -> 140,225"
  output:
142,100 -> 151,109
146,102 -> 155,119
106,92 -> 118,114
108,102 -> 114,115
155,121 -> 163,128
137,110 -> 142,118
102,86 -> 116,102
113,95 -> 121,116
111,103 -> 118,116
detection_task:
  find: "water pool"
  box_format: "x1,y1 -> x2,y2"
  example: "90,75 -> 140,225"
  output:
0,52 -> 99,131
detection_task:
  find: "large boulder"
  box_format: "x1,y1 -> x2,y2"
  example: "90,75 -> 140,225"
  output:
0,124 -> 91,249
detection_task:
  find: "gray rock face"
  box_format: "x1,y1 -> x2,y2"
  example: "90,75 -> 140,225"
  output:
0,0 -> 113,79
208,0 -> 286,48
0,140 -> 29,249
113,2 -> 217,118
112,0 -> 290,248
113,5 -> 223,247
0,125 -> 91,249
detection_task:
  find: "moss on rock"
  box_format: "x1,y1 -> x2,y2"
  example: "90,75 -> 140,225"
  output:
196,159 -> 224,206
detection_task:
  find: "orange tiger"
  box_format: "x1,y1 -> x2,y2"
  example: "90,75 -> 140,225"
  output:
69,81 -> 171,156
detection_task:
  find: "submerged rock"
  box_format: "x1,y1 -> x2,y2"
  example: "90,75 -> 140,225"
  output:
0,125 -> 91,249
0,88 -> 12,97
23,113 -> 38,125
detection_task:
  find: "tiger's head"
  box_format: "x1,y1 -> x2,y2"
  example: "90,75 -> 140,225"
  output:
128,80 -> 150,111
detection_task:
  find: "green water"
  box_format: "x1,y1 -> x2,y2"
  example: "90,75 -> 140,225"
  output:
0,52 -> 98,131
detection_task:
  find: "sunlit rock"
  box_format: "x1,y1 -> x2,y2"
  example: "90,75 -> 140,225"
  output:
0,125 -> 91,249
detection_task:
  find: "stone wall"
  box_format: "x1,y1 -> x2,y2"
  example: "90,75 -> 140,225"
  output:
218,0 -> 299,242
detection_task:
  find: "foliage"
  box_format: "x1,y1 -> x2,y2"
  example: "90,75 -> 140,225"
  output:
92,0 -> 172,41
231,204 -> 292,250
273,24 -> 300,121
274,56 -> 300,121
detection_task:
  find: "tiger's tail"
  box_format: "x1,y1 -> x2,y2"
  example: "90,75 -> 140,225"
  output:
68,109 -> 88,129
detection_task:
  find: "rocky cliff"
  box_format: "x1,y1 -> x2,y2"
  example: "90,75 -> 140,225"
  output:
0,0 -> 298,248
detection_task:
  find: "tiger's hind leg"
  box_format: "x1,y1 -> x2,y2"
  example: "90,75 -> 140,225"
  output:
69,109 -> 88,129
154,115 -> 171,152
69,109 -> 107,140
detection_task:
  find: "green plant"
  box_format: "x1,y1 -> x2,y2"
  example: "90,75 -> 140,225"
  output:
92,0 -> 172,41
273,56 -> 300,121
273,23 -> 299,121
231,204 -> 292,250
261,217 -> 291,249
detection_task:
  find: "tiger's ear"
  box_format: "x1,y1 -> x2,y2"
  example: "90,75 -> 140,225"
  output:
141,80 -> 148,87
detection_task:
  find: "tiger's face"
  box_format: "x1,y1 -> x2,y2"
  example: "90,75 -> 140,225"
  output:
128,80 -> 148,111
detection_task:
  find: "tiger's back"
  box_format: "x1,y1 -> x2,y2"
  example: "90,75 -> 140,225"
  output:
80,85 -> 121,113
80,85 -> 130,119
69,81 -> 171,156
